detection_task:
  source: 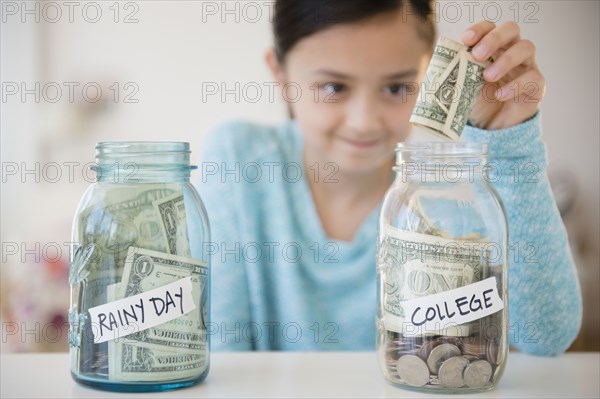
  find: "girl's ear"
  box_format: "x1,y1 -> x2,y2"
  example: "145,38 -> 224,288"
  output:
265,48 -> 287,86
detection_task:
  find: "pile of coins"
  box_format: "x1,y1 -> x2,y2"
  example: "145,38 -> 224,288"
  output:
384,333 -> 498,389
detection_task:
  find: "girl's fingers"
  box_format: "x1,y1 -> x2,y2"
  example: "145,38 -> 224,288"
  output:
495,69 -> 546,102
464,21 -> 521,62
483,39 -> 536,82
460,20 -> 496,46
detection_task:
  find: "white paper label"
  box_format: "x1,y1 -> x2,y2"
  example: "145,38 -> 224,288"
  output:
88,276 -> 196,344
400,276 -> 503,332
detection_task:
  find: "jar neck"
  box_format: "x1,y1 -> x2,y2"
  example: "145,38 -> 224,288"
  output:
395,142 -> 489,184
94,142 -> 196,183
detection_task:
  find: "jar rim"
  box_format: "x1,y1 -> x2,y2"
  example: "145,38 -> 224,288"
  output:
96,141 -> 191,154
396,141 -> 488,158
95,141 -> 194,170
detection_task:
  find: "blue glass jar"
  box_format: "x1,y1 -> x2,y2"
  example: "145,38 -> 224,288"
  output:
376,142 -> 508,394
69,142 -> 210,392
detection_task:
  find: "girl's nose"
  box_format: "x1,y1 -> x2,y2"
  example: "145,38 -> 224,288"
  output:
345,94 -> 383,135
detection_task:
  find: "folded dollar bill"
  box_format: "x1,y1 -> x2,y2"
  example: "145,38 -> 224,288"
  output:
410,37 -> 489,140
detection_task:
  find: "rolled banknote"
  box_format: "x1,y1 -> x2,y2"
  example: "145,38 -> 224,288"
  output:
410,37 -> 489,140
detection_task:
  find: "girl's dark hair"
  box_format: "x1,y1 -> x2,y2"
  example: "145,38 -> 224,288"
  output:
273,0 -> 436,62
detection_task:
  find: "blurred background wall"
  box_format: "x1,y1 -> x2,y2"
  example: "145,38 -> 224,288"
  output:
1,0 -> 598,352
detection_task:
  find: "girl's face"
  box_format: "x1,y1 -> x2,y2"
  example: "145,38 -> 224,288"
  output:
268,11 -> 430,175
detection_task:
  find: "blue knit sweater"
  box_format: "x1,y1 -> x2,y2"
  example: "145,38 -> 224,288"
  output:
197,113 -> 582,355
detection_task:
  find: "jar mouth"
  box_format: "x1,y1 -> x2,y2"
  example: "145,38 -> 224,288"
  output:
396,142 -> 488,164
396,142 -> 488,157
95,141 -> 194,169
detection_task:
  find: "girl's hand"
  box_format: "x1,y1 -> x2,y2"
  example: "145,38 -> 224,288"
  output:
461,21 -> 545,130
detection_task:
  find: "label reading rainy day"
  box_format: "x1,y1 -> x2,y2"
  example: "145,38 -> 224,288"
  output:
400,277 -> 503,332
88,277 -> 196,344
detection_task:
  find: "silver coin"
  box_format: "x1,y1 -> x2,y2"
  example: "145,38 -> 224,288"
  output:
396,355 -> 430,387
438,356 -> 469,388
463,360 -> 493,388
427,343 -> 461,374
486,340 -> 499,365
460,341 -> 486,357
418,340 -> 439,361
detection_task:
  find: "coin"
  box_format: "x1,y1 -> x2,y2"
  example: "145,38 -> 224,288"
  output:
438,356 -> 469,388
438,335 -> 462,346
427,343 -> 461,374
396,355 -> 430,387
486,339 -> 499,365
463,360 -> 493,388
387,345 -> 418,359
460,337 -> 486,358
387,335 -> 420,359
418,340 -> 439,361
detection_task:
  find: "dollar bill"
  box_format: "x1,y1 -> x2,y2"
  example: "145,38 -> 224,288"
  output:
75,187 -> 179,333
77,186 -> 179,281
378,225 -> 489,336
74,187 -> 179,373
106,282 -> 205,382
153,192 -> 192,257
112,343 -> 206,382
410,37 -> 489,140
72,185 -> 207,381
109,247 -> 208,382
79,187 -> 180,257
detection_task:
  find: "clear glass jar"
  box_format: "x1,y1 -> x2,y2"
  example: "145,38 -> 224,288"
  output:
376,142 -> 508,394
69,142 -> 210,392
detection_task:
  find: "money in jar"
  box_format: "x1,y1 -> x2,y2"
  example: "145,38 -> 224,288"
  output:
376,142 -> 508,393
410,36 -> 490,141
68,142 -> 210,392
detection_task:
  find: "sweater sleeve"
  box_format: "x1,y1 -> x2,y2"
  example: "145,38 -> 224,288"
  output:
462,113 -> 583,355
197,121 -> 253,351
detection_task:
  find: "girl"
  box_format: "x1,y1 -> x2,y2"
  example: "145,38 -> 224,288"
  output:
199,0 -> 582,355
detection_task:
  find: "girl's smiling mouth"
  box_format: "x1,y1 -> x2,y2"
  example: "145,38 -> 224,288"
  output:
337,136 -> 384,149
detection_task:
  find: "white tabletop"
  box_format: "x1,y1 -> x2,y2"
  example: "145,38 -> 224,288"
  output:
1,352 -> 598,398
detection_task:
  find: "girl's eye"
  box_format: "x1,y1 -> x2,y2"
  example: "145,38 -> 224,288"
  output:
384,83 -> 407,96
322,82 -> 346,94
